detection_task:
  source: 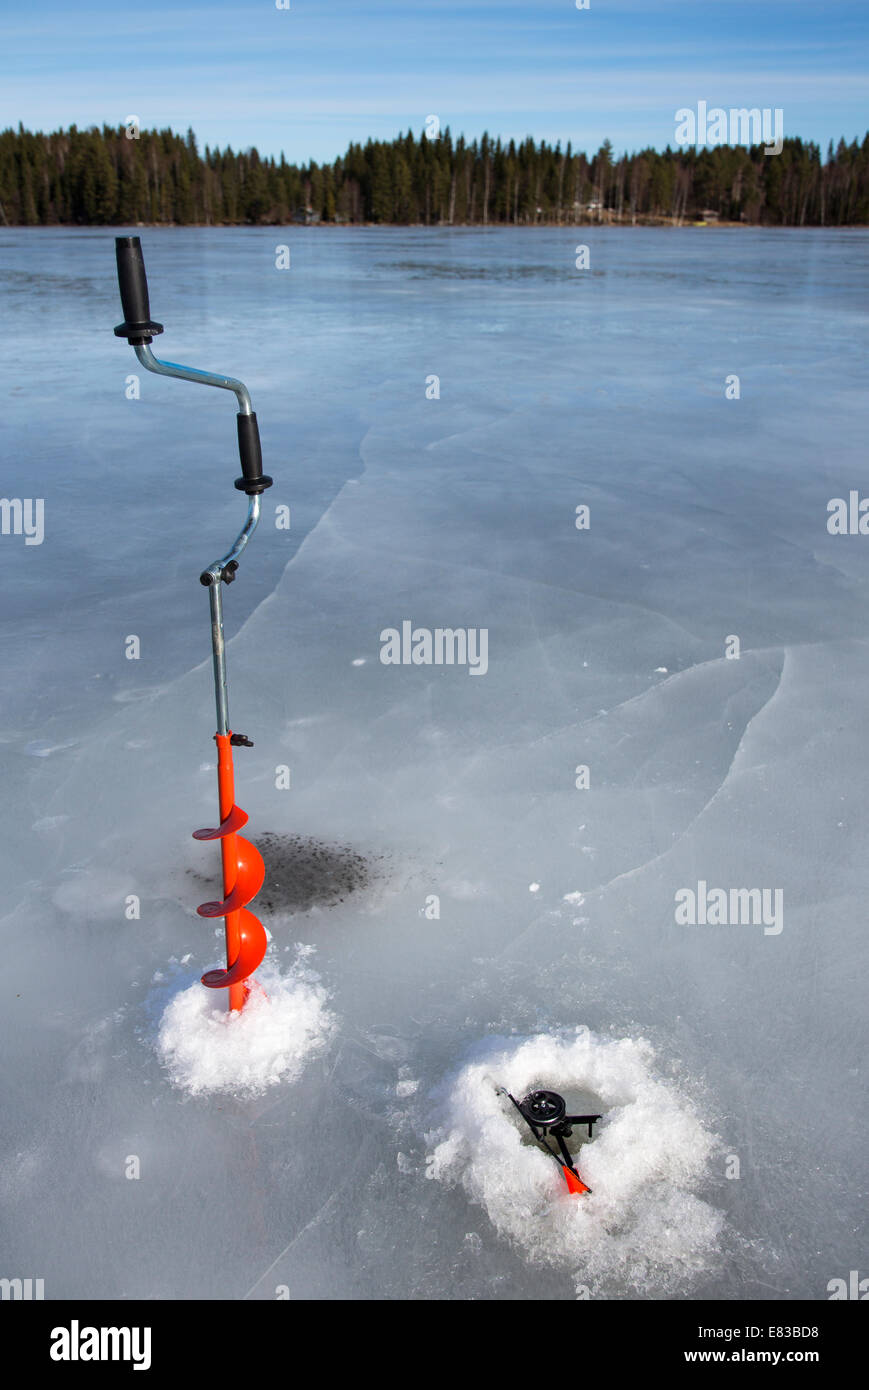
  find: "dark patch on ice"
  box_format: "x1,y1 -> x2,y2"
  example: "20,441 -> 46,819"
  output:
188,832 -> 382,916
256,833 -> 379,914
384,260 -> 604,283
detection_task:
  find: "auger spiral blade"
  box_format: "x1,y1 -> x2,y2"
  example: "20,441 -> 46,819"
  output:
196,834 -> 265,917
201,909 -> 268,991
194,732 -> 268,1011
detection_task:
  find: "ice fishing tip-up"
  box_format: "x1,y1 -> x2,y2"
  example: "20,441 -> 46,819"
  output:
501,1087 -> 601,1196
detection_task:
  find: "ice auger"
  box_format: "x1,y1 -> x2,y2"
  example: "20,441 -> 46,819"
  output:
113,236 -> 272,1012
500,1087 -> 601,1195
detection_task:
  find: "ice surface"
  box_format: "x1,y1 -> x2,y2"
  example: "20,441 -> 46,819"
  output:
1,227 -> 868,1299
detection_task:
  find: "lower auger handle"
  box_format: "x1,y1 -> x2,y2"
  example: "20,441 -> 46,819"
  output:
193,733 -> 267,1010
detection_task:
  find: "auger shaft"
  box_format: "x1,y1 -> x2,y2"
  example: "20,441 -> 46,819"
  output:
203,494 -> 261,736
216,734 -> 248,1015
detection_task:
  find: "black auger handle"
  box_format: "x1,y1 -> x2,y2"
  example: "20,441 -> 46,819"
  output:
235,412 -> 273,495
114,235 -> 164,345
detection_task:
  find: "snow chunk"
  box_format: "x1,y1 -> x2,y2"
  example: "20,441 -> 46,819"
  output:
156,957 -> 336,1097
425,1030 -> 723,1296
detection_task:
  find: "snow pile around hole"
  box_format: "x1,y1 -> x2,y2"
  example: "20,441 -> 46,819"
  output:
156,953 -> 336,1097
425,1029 -> 724,1295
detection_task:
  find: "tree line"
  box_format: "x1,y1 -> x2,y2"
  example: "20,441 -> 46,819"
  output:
1,122 -> 867,227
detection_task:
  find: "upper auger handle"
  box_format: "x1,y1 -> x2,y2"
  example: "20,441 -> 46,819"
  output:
114,235 -> 164,345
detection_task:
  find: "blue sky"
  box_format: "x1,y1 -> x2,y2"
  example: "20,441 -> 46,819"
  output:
1,0 -> 866,161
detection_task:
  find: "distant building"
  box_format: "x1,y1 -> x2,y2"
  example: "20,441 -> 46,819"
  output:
292,207 -> 321,225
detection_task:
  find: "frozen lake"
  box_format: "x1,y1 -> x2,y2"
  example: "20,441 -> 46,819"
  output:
1,224 -> 867,1299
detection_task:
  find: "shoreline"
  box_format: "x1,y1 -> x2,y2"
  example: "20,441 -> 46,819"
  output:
3,219 -> 867,231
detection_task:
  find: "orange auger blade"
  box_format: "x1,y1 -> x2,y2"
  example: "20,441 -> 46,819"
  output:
195,731 -> 268,1011
196,835 -> 265,916
192,805 -> 249,839
562,1165 -> 592,1196
201,907 -> 268,989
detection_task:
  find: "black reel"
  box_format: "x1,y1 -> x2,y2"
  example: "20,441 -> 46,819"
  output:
519,1089 -> 567,1130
